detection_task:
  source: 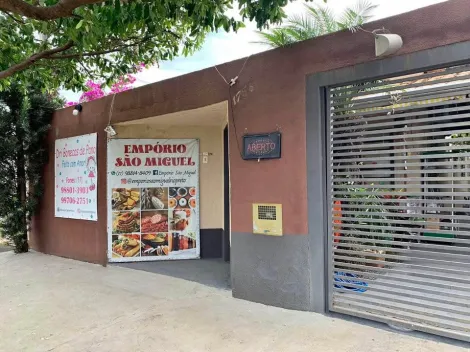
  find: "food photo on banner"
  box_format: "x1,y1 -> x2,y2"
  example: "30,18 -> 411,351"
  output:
107,139 -> 200,262
54,133 -> 98,221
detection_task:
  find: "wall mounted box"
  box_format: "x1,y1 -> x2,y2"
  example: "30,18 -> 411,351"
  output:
252,203 -> 283,236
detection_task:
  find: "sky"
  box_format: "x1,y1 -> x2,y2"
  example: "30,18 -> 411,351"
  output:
62,0 -> 447,101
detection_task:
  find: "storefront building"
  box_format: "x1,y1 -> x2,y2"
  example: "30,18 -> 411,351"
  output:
32,0 -> 470,342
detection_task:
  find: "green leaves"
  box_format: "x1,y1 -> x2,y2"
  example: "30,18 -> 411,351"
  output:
0,83 -> 57,252
339,0 -> 377,32
114,0 -> 121,15
143,3 -> 150,20
257,0 -> 376,48
0,0 -> 302,91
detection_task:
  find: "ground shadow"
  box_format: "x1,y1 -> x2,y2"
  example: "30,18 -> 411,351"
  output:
0,245 -> 12,253
115,258 -> 231,290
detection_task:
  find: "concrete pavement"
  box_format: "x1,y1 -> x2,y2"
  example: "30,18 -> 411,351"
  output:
0,242 -> 12,253
0,251 -> 468,352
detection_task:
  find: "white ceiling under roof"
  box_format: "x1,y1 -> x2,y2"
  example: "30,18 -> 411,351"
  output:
117,101 -> 228,128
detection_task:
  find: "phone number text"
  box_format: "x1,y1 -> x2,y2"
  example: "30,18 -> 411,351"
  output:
60,186 -> 89,194
60,197 -> 88,205
112,171 -> 152,176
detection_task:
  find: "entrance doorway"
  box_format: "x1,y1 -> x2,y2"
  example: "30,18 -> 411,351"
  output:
111,102 -> 231,288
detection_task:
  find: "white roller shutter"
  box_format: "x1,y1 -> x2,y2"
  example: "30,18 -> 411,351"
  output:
328,65 -> 470,342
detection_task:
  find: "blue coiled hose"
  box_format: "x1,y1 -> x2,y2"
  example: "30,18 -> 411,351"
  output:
334,271 -> 368,293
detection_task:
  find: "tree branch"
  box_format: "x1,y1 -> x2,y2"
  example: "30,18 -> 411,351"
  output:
0,41 -> 74,79
0,0 -> 103,21
0,35 -> 152,80
78,60 -> 93,77
3,10 -> 25,24
47,37 -> 151,59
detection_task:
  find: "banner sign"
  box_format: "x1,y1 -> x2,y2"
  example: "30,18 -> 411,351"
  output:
243,132 -> 281,160
107,139 -> 200,262
55,133 -> 98,221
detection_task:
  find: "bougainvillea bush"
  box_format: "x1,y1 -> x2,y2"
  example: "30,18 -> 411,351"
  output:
65,64 -> 145,106
65,74 -> 136,107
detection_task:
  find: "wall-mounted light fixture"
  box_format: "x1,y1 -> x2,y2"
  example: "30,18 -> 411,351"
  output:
375,33 -> 403,57
72,104 -> 83,116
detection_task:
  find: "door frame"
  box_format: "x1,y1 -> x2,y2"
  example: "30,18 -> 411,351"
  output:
223,125 -> 230,262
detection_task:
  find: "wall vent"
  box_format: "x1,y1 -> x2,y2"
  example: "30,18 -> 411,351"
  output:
253,203 -> 282,236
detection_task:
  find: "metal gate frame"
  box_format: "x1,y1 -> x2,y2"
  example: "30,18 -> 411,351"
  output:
306,41 -> 470,342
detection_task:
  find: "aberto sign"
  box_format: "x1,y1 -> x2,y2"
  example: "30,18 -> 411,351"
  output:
242,133 -> 281,160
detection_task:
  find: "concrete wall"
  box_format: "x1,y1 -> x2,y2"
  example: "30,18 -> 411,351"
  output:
231,233 -> 311,311
30,0 -> 470,309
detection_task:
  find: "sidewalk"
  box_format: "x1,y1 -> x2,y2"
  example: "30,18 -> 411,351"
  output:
0,238 -> 12,253
0,251 -> 467,352
0,245 -> 11,253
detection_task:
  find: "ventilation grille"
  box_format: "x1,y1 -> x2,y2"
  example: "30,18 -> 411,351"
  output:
258,205 -> 277,220
253,203 -> 283,236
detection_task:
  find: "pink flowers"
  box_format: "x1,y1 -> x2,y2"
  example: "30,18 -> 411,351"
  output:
79,80 -> 106,102
109,74 -> 137,95
65,63 -> 146,107
65,76 -> 134,106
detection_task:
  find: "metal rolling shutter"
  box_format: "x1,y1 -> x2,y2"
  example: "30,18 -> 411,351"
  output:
327,64 -> 470,342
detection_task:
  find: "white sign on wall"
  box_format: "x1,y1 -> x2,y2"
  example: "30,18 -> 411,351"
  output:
55,133 -> 98,221
107,139 -> 200,262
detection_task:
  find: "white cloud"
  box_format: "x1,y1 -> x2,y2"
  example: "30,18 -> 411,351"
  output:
133,67 -> 183,87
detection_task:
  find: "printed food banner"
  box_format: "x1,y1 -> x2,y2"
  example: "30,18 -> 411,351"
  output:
107,139 -> 200,262
55,133 -> 98,221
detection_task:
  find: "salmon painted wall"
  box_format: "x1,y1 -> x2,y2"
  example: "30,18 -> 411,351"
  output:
31,0 -> 470,264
